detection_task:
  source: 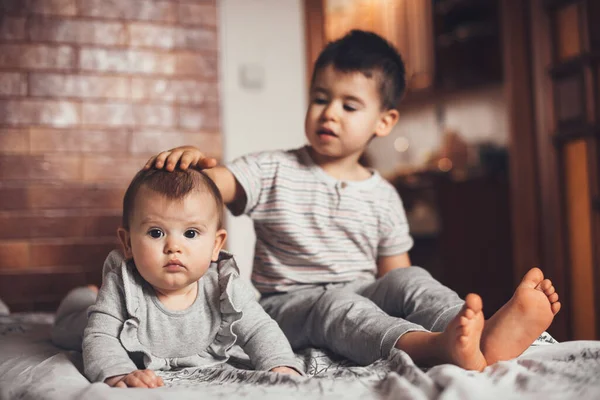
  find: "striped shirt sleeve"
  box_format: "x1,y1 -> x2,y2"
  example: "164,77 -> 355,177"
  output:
377,187 -> 414,257
225,151 -> 272,216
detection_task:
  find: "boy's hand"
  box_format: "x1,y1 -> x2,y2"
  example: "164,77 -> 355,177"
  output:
144,146 -> 217,172
104,370 -> 165,388
270,366 -> 301,376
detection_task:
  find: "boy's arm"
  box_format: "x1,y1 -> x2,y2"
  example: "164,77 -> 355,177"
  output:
377,252 -> 411,278
144,146 -> 247,212
205,166 -> 247,215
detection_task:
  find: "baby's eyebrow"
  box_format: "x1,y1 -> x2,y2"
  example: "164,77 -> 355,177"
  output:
139,217 -> 160,225
186,221 -> 209,229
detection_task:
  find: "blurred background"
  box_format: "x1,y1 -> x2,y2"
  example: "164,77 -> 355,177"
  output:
0,0 -> 598,342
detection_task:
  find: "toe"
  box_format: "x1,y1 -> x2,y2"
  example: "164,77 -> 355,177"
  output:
543,279 -> 553,290
537,279 -> 552,291
551,301 -> 561,315
544,285 -> 556,296
548,292 -> 559,303
465,293 -> 483,313
522,268 -> 544,288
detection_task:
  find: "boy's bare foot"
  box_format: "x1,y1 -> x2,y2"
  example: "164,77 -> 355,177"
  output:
481,267 -> 561,364
396,293 -> 487,371
440,293 -> 487,371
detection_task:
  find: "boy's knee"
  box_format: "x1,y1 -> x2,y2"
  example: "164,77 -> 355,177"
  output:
312,289 -> 380,324
309,290 -> 352,326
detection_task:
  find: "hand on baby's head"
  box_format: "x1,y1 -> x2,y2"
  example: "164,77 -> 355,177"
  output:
144,146 -> 217,172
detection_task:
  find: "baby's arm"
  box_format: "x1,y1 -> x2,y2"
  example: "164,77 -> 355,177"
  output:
144,146 -> 246,213
229,278 -> 302,376
82,269 -> 148,386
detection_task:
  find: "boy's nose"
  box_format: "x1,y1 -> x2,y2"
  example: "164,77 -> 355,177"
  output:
321,104 -> 338,121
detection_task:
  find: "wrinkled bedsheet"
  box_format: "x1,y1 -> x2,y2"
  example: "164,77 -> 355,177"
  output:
1,313 -> 600,400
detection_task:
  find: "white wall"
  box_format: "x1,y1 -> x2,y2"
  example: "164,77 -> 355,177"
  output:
218,0 -> 308,280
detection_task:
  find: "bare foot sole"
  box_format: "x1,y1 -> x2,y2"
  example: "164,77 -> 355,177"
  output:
439,293 -> 487,371
481,268 -> 561,364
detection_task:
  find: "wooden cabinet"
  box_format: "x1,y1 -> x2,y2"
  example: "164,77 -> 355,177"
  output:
323,0 -> 435,91
312,0 -> 503,99
392,173 -> 514,317
432,0 -> 503,89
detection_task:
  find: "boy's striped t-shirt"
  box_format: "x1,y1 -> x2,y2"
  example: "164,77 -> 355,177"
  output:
226,146 -> 413,294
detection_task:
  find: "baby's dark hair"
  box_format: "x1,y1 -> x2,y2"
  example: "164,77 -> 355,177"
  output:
311,30 -> 406,110
122,168 -> 224,230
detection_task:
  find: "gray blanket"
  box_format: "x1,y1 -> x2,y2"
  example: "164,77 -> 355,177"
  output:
1,313 -> 600,400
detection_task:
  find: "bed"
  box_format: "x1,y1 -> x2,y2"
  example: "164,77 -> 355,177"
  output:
2,308 -> 600,400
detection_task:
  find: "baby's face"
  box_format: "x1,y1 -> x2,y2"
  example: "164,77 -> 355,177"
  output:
122,186 -> 226,295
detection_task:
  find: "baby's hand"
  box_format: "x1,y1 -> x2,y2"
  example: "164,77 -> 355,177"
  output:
104,369 -> 164,388
270,366 -> 301,376
144,146 -> 217,172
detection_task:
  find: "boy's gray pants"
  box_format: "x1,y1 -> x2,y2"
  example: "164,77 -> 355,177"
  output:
260,266 -> 464,365
53,266 -> 464,365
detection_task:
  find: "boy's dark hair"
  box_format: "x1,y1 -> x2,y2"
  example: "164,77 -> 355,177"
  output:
122,168 -> 224,230
311,30 -> 406,110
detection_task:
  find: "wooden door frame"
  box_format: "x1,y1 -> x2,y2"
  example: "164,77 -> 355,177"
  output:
303,0 -> 326,87
500,0 -> 542,284
530,0 -> 572,340
501,0 -> 571,341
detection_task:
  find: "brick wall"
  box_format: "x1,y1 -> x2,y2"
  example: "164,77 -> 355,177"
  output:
0,0 -> 221,312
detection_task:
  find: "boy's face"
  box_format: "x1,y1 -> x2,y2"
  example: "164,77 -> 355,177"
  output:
305,65 -> 398,164
118,186 -> 226,295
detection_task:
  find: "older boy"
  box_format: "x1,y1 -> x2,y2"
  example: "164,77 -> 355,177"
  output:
147,30 -> 561,370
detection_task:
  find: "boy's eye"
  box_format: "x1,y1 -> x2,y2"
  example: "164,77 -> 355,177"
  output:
343,104 -> 357,112
148,229 -> 164,239
313,97 -> 327,105
184,230 -> 199,239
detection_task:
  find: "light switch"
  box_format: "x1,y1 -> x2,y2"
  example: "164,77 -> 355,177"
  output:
239,64 -> 265,90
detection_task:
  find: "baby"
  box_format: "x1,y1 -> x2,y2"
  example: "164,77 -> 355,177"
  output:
57,168 -> 302,388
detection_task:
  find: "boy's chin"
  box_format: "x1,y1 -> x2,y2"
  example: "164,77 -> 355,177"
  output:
309,146 -> 353,161
307,142 -> 337,155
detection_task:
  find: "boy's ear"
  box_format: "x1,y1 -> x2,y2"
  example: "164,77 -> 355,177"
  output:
211,229 -> 228,262
374,109 -> 399,138
117,227 -> 133,259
